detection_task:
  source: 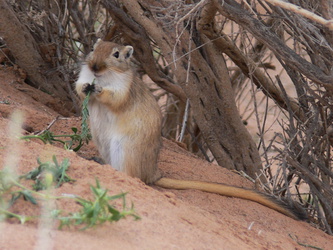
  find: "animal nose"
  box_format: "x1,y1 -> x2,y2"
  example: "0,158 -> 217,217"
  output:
91,63 -> 99,72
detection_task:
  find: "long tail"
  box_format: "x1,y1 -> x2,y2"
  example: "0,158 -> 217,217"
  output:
155,178 -> 307,221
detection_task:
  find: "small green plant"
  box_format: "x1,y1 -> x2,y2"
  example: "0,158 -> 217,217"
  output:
0,156 -> 73,223
0,99 -> 10,104
0,168 -> 47,223
55,179 -> 140,230
289,234 -> 322,250
21,93 -> 92,152
0,155 -> 139,229
21,155 -> 75,191
80,91 -> 91,142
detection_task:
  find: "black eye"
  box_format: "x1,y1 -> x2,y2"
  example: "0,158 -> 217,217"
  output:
113,51 -> 119,58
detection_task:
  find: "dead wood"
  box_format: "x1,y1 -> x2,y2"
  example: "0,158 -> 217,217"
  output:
0,0 -> 73,115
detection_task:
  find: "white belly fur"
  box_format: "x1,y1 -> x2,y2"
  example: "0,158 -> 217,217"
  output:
88,102 -> 125,171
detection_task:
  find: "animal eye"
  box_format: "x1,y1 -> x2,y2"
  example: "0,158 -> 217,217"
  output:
113,51 -> 119,58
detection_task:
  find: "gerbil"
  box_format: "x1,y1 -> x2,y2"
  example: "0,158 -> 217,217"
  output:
75,39 -> 306,221
75,39 -> 162,184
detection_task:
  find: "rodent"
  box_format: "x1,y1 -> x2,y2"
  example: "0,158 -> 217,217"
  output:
75,39 -> 307,221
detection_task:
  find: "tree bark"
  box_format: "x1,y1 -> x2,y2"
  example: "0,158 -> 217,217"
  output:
103,0 -> 264,180
101,0 -> 187,103
0,0 -> 73,115
217,0 -> 333,91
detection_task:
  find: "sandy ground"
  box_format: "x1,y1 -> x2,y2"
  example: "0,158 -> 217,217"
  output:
0,66 -> 332,249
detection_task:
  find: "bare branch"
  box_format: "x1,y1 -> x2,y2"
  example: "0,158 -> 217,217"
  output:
100,0 -> 187,103
262,0 -> 333,30
216,0 -> 333,90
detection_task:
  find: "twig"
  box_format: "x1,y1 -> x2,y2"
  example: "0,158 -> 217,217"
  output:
166,38 -> 219,67
215,1 -> 333,88
285,156 -> 333,197
263,0 -> 333,30
175,0 -> 208,37
288,234 -> 323,250
178,99 -> 190,142
36,116 -> 62,136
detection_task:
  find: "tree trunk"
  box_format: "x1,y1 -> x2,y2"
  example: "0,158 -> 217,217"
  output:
0,0 -> 73,115
177,35 -> 263,179
102,0 -> 263,180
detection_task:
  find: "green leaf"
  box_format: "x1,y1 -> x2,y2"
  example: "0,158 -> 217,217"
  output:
53,178 -> 140,230
22,156 -> 74,191
21,190 -> 37,205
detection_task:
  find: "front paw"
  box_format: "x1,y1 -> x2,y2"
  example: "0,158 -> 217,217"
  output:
94,84 -> 102,93
82,83 -> 102,95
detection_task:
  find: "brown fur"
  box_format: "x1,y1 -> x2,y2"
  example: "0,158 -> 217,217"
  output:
75,40 -> 306,220
76,40 -> 161,183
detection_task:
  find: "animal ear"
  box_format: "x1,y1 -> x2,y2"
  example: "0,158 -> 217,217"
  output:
93,38 -> 103,50
112,47 -> 120,58
123,46 -> 134,59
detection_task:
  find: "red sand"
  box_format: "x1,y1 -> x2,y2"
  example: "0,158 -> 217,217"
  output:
0,66 -> 332,249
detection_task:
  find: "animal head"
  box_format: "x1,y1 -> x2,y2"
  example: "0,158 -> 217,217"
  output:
86,39 -> 134,77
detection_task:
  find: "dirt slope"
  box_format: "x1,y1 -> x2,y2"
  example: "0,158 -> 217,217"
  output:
0,66 -> 332,249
